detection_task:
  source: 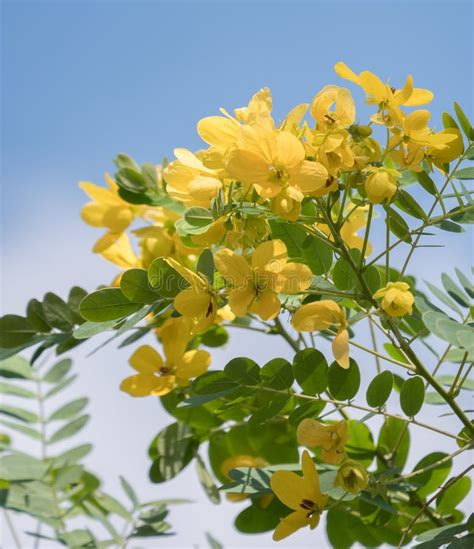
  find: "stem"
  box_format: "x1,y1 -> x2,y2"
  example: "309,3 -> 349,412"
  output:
397,464 -> 474,547
385,206 -> 390,284
273,317 -> 300,352
368,318 -> 381,374
316,196 -> 474,434
244,385 -> 458,440
359,203 -> 373,267
3,510 -> 21,549
386,445 -> 472,485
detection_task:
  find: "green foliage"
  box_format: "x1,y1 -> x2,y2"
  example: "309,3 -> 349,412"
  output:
0,353 -> 178,547
400,376 -> 425,417
366,371 -> 393,408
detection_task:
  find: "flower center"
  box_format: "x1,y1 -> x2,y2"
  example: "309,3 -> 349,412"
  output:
299,499 -> 320,518
268,164 -> 288,184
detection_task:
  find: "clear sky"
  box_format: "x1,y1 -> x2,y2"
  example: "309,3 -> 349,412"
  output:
1,1 -> 473,547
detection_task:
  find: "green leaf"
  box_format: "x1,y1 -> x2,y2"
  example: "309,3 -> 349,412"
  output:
292,349 -> 328,394
453,101 -> 473,139
96,493 -> 133,521
42,293 -> 76,331
0,381 -> 35,398
234,498 -> 283,534
260,358 -> 293,390
441,273 -> 470,307
328,358 -> 360,400
377,416 -> 410,470
200,325 -> 228,348
333,256 -> 355,290
45,374 -> 77,399
0,356 -> 33,379
386,207 -> 412,243
224,357 -> 260,385
149,422 -> 198,483
249,394 -> 291,424
48,398 -> 88,421
67,286 -> 88,319
53,443 -> 93,465
80,288 -> 142,321
0,404 -> 38,423
205,532 -> 223,549
116,167 -> 147,193
288,400 -> 325,426
413,452 -> 452,498
363,265 -> 381,294
114,153 -> 140,171
383,343 -> 410,365
0,419 -> 41,439
0,315 -> 37,348
442,112 -> 460,130
148,257 -> 188,298
26,299 -> 50,332
394,190 -> 426,220
454,167 -> 474,180
425,281 -> 463,316
120,475 -> 139,508
436,476 -> 471,513
415,171 -> 437,196
73,319 -> 119,339
301,236 -> 333,275
455,268 -> 474,298
49,415 -> 89,443
120,269 -> 161,304
0,454 -> 48,481
43,358 -> 73,383
366,371 -> 393,408
192,371 -> 238,395
196,454 -> 220,504
346,420 -> 375,468
184,207 -> 213,228
196,249 -> 215,284
400,376 -> 425,417
269,221 -> 306,258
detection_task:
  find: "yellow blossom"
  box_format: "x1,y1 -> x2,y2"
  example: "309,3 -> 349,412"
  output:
165,257 -> 218,332
334,62 -> 434,108
364,167 -> 400,204
297,419 -> 349,464
120,334 -> 211,397
270,450 -> 328,541
80,174 -> 141,233
95,232 -> 138,270
214,240 -> 312,321
374,282 -> 414,317
335,460 -> 368,494
310,85 -> 355,129
292,300 -> 350,369
163,148 -> 224,207
226,124 -> 328,201
304,127 -> 355,178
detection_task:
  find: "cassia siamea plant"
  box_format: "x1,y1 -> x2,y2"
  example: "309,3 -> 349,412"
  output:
1,62 -> 473,547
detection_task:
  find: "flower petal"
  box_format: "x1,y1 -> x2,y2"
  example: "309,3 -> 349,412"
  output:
332,328 -> 350,369
251,240 -> 288,272
250,290 -> 281,320
176,349 -> 211,384
214,248 -> 252,288
129,345 -> 163,374
273,511 -> 309,542
197,116 -> 239,147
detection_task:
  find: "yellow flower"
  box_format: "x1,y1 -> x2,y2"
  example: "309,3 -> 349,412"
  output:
335,460 -> 368,495
163,148 -> 224,207
374,282 -> 414,317
334,62 -> 433,108
190,217 -> 227,246
364,167 -> 400,204
120,336 -> 211,397
426,128 -> 464,169
304,127 -> 355,178
297,419 -> 349,465
214,240 -> 312,321
270,187 -> 302,221
165,257 -> 218,332
226,124 -> 328,200
292,300 -> 350,369
94,232 -> 139,270
270,450 -> 328,541
310,85 -> 355,129
80,174 -> 141,233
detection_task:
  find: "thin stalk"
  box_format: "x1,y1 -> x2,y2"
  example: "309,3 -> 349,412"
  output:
397,464 -> 474,547
273,317 -> 300,352
449,352 -> 468,396
359,203 -> 373,268
3,510 -> 21,549
368,318 -> 381,374
384,206 -> 390,284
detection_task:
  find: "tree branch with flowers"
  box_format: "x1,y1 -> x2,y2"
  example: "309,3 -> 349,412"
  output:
1,62 -> 473,547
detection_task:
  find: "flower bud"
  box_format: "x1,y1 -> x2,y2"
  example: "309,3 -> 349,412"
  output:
364,167 -> 400,204
335,460 -> 368,494
374,281 -> 414,317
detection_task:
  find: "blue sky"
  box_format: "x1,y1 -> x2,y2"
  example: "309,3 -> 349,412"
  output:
1,1 -> 473,547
